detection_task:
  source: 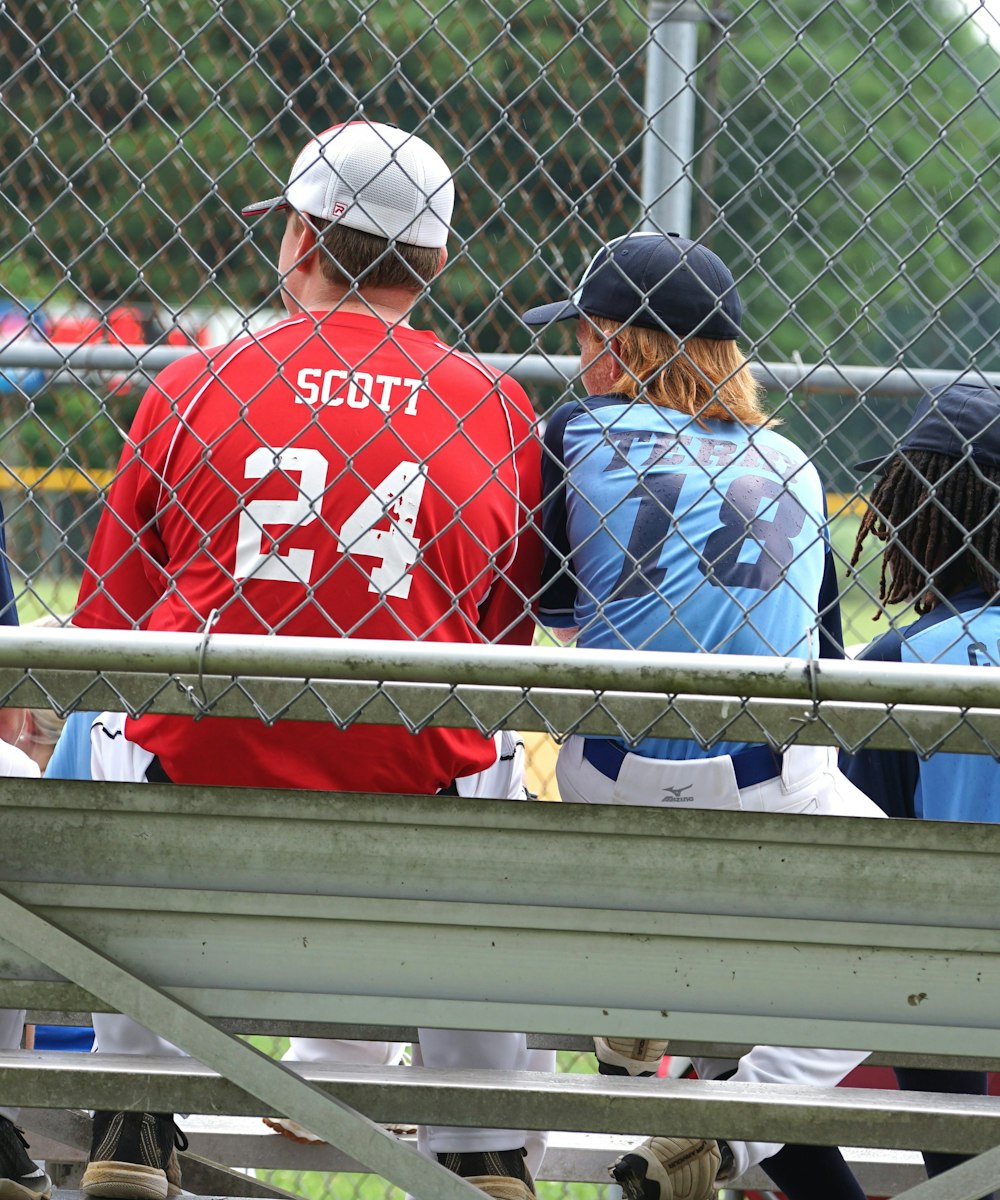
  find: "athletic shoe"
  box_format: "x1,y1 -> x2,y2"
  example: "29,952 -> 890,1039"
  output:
163,1145 -> 183,1199
609,1136 -> 722,1200
594,1036 -> 670,1077
0,1117 -> 51,1200
437,1148 -> 535,1200
81,1111 -> 188,1200
263,1115 -> 418,1142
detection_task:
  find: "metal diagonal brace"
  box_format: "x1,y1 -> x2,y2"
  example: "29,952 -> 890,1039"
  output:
0,887 -> 484,1200
892,1146 -> 1000,1200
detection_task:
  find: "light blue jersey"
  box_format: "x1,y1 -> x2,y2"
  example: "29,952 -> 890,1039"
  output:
541,395 -> 840,759
844,587 -> 1000,823
45,710 -> 97,779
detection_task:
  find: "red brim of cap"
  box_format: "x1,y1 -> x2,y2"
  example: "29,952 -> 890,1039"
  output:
240,196 -> 291,219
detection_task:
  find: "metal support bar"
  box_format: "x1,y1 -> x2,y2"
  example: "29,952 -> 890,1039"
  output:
893,1145 -> 1000,1199
642,0 -> 701,236
6,1053 -> 1000,1155
169,1152 -> 306,1200
0,888 -> 484,1200
4,665 -> 1000,756
1,628 -> 999,711
2,343 -> 999,398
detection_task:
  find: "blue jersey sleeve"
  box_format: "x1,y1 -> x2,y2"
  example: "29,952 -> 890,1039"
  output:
538,401 -> 581,627
44,710 -> 98,780
839,627 -> 920,817
817,543 -> 843,659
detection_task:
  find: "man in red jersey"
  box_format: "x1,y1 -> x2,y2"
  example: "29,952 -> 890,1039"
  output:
70,121 -> 544,1200
77,122 -> 539,795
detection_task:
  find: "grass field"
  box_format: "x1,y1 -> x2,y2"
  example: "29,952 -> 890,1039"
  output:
10,572 -> 79,624
827,508 -> 908,649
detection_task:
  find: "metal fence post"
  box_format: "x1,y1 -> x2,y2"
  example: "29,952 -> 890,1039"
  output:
642,0 -> 703,238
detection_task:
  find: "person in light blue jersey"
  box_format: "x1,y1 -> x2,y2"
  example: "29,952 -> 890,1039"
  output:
523,232 -> 884,1200
42,709 -> 97,780
843,380 -> 1000,1199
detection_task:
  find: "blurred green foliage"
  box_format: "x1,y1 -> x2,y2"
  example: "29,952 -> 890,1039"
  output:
2,1 -> 996,366
1,1 -> 997,488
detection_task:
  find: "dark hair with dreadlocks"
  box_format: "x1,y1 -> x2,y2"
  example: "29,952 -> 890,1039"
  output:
851,450 -> 1000,616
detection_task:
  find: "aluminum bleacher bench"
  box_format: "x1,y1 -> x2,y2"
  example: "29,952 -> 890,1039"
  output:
5,781 -> 1000,1199
4,631 -> 1000,1199
8,1029 -> 967,1195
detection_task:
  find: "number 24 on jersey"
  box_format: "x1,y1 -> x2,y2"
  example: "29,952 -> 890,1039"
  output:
233,446 -> 427,600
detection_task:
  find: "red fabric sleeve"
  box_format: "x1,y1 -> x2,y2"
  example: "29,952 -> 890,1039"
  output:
474,379 -> 543,647
74,368 -> 182,629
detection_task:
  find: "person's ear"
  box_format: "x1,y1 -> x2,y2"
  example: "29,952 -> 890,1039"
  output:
293,218 -> 322,272
436,247 -> 448,277
0,707 -> 25,747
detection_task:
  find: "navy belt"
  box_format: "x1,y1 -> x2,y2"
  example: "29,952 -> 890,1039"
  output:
582,738 -> 783,789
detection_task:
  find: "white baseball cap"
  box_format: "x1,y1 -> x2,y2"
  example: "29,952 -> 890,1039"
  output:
241,121 -> 454,249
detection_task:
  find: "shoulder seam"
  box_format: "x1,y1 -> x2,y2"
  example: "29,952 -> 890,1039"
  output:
156,319 -> 309,511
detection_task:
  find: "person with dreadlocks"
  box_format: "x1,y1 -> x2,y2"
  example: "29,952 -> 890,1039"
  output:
843,379 -> 1000,1198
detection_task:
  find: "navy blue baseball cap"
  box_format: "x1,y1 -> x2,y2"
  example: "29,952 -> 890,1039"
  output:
855,382 -> 1000,475
521,231 -> 742,340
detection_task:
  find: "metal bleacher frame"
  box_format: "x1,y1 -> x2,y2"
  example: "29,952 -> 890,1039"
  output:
2,630 -> 1000,1199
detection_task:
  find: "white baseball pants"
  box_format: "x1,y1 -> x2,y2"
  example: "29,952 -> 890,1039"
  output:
556,738 -> 885,1182
89,715 -> 547,1156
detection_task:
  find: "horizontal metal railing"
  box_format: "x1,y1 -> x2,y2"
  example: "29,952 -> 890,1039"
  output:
0,626 -> 990,704
3,342 -> 1000,398
0,628 -> 996,757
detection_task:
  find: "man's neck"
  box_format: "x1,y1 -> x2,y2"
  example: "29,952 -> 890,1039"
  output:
291,282 -> 423,327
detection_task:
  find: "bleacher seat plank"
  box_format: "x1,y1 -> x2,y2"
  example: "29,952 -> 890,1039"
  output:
5,1054 -> 1000,1158
25,1014 -> 1000,1073
7,780 -> 1000,1196
5,783 -> 1000,1059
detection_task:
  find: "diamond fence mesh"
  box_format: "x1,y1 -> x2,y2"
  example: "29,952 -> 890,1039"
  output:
2,0 -> 1000,1196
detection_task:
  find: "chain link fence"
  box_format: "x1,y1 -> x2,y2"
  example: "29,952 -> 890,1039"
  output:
2,0 -> 1000,1196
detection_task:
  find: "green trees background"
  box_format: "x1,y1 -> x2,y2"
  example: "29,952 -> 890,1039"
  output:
1,0 -> 998,481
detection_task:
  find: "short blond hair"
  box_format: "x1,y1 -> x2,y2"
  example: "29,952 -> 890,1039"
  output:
26,614 -> 69,747
589,315 -> 767,426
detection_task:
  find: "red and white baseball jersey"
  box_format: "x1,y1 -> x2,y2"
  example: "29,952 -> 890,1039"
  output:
75,310 -> 542,791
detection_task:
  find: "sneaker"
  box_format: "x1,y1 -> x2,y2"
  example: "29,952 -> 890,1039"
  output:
163,1143 -> 185,1199
81,1112 -> 188,1200
609,1136 -> 722,1200
594,1036 -> 670,1077
437,1148 -> 535,1200
0,1117 -> 51,1200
